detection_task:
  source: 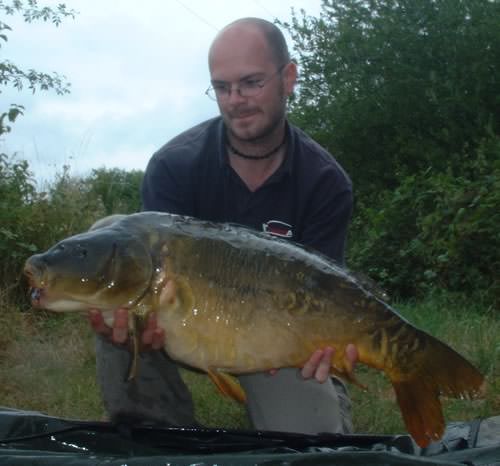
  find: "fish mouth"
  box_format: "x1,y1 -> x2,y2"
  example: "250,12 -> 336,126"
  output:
23,262 -> 49,308
29,286 -> 46,308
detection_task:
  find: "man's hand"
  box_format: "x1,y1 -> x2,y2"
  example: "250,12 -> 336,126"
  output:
87,309 -> 165,350
301,344 -> 358,383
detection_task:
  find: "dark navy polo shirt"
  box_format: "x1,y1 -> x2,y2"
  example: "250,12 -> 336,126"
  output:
141,117 -> 353,263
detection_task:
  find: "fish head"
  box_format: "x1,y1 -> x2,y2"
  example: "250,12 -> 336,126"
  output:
23,227 -> 153,312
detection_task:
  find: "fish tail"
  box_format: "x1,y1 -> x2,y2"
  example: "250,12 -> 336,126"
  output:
391,333 -> 484,447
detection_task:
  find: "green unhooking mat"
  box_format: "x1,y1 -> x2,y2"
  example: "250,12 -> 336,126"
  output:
0,408 -> 499,465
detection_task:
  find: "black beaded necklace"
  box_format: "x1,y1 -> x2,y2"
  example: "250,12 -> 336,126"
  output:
228,135 -> 286,160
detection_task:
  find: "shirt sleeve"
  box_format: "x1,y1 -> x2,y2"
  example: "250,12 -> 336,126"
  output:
140,150 -> 195,215
298,173 -> 353,265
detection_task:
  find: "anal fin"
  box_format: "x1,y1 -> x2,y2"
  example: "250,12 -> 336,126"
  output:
207,369 -> 246,403
330,365 -> 367,390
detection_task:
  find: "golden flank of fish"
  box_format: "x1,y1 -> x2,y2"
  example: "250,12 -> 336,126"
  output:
23,212 -> 485,447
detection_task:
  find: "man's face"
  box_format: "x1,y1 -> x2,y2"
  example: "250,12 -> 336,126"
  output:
208,25 -> 296,143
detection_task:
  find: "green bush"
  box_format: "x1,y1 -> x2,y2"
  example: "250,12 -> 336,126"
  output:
284,0 -> 500,198
0,157 -> 106,301
349,135 -> 500,306
87,167 -> 143,215
0,154 -> 38,275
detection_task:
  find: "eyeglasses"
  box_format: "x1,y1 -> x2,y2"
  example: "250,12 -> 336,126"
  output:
205,64 -> 287,101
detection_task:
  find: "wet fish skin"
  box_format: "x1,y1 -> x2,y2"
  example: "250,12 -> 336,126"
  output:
23,211 -> 485,448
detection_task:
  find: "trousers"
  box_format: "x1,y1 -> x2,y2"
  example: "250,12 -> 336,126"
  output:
95,336 -> 353,434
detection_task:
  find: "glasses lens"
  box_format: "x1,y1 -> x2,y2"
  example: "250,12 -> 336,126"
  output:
239,85 -> 261,98
206,87 -> 217,100
206,65 -> 285,100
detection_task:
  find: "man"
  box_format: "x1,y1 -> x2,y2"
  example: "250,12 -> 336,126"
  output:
89,17 -> 357,434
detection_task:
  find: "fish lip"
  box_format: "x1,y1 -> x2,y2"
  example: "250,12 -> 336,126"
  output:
29,286 -> 45,307
24,263 -> 48,308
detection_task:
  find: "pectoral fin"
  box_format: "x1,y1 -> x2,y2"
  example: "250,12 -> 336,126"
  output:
207,369 -> 247,403
126,315 -> 141,381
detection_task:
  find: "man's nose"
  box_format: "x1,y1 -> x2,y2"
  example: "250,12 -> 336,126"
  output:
226,86 -> 247,104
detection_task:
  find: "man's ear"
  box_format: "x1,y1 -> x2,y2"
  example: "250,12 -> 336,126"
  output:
283,62 -> 298,96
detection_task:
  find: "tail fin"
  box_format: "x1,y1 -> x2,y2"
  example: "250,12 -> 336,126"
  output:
393,379 -> 445,447
392,332 -> 484,448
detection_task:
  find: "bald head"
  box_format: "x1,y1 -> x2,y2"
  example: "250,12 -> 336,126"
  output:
209,18 -> 290,69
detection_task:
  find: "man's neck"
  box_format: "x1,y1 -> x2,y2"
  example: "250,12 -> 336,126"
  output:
226,120 -> 286,157
227,141 -> 287,192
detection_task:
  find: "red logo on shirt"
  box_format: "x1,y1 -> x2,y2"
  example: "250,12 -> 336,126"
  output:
262,220 -> 293,238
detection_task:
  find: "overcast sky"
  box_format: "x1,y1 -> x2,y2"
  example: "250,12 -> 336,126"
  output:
1,0 -> 322,185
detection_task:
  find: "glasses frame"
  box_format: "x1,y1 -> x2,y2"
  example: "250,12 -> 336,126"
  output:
205,64 -> 287,101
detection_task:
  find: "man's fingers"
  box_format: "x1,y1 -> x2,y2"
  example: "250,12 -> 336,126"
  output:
141,312 -> 156,346
141,312 -> 166,350
301,347 -> 336,383
315,346 -> 334,383
346,343 -> 358,365
151,328 -> 166,350
301,349 -> 325,379
87,309 -> 112,337
112,308 -> 129,344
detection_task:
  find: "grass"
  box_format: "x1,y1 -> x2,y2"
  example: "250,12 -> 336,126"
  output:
0,289 -> 498,435
0,302 -> 103,419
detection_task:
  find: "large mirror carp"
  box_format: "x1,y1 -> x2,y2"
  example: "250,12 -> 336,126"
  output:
23,212 -> 484,447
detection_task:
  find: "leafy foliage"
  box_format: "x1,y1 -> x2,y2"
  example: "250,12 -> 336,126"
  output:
282,0 -> 500,195
88,167 -> 143,215
349,136 -> 500,304
0,153 -> 37,269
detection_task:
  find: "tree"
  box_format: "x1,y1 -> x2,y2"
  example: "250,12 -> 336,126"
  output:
87,167 -> 144,215
281,0 -> 500,196
0,0 -> 76,135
